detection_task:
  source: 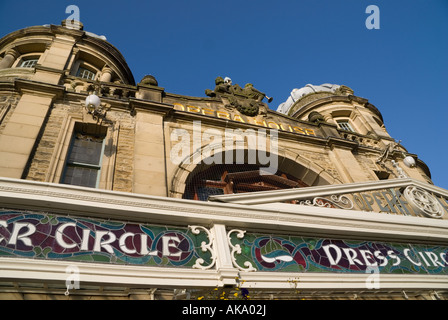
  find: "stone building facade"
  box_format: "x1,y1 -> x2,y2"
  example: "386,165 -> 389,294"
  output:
0,21 -> 446,300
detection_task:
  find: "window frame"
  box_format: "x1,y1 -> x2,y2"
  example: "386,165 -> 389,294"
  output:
336,119 -> 356,132
19,58 -> 39,68
76,66 -> 97,81
14,54 -> 41,69
61,125 -> 107,189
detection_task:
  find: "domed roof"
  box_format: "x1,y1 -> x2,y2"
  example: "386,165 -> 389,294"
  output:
277,84 -> 341,115
0,21 -> 135,85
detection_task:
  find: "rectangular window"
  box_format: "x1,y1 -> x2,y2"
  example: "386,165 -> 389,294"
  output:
337,120 -> 355,132
62,124 -> 107,188
77,67 -> 97,81
374,171 -> 390,180
20,58 -> 39,68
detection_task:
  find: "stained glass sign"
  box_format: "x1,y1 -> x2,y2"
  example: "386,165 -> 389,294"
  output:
0,210 -> 214,269
1,210 -> 447,276
228,230 -> 448,275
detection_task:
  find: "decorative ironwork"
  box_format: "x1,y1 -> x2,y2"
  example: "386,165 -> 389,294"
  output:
298,195 -> 354,210
227,229 -> 257,272
87,102 -> 110,124
189,225 -> 217,270
403,186 -> 444,219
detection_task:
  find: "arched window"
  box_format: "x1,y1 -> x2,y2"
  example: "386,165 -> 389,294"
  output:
183,164 -> 308,201
15,54 -> 42,69
19,57 -> 39,68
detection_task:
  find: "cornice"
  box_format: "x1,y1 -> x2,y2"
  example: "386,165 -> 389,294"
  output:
14,78 -> 65,99
49,24 -> 84,40
0,258 -> 219,289
129,98 -> 174,116
169,108 -> 330,148
0,81 -> 16,92
0,26 -> 55,50
291,95 -> 384,122
326,136 -> 359,151
1,258 -> 446,291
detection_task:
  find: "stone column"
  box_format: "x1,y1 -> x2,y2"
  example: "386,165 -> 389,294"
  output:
323,113 -> 337,125
100,66 -> 113,83
0,48 -> 20,69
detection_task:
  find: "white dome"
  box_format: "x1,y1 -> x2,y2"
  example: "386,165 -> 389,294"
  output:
277,84 -> 341,115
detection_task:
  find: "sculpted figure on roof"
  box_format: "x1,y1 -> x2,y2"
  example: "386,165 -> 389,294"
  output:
205,77 -> 272,117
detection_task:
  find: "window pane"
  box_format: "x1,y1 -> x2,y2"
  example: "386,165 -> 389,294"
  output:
62,129 -> 105,189
68,134 -> 103,165
77,67 -> 96,80
63,166 -> 99,188
337,121 -> 355,132
20,59 -> 38,68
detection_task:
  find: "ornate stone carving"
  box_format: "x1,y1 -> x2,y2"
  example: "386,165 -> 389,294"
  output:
205,77 -> 272,117
334,85 -> 354,96
392,160 -> 408,179
139,75 -> 158,86
376,140 -> 400,166
308,111 -> 325,123
403,186 -> 444,219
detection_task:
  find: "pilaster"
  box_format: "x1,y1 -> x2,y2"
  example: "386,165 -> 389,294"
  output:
131,100 -> 173,196
33,35 -> 76,84
212,224 -> 239,287
0,80 -> 63,178
327,137 -> 372,183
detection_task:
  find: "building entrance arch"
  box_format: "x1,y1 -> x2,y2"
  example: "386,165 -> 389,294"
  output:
170,147 -> 339,200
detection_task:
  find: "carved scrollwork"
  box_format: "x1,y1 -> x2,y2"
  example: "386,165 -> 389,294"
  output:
227,229 -> 257,272
299,195 -> 354,210
403,187 -> 444,219
189,225 -> 217,270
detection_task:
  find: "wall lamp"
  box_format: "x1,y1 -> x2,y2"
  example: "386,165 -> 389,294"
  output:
85,93 -> 108,123
403,155 -> 416,168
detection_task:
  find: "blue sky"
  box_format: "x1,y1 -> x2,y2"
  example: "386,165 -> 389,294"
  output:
1,0 -> 447,189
